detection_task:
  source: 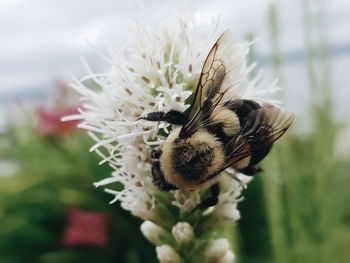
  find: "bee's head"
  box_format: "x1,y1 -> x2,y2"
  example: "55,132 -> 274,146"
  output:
171,138 -> 214,180
160,127 -> 225,189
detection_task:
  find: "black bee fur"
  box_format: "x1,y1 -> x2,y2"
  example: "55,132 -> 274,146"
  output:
151,161 -> 178,191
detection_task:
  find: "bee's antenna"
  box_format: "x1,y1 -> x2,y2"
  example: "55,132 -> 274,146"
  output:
226,173 -> 247,189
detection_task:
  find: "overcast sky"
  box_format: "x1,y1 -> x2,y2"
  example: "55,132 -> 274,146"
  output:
0,0 -> 349,121
0,0 -> 274,92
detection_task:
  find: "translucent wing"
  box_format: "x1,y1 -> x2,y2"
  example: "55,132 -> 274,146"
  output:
242,106 -> 295,147
208,106 -> 294,178
179,30 -> 246,138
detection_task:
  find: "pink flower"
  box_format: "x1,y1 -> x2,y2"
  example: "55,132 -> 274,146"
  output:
63,207 -> 110,247
37,106 -> 80,136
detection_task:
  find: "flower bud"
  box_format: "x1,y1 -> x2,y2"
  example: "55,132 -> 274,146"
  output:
172,221 -> 194,244
156,245 -> 181,263
140,220 -> 165,245
205,238 -> 235,262
172,189 -> 200,213
215,203 -> 241,222
219,250 -> 235,263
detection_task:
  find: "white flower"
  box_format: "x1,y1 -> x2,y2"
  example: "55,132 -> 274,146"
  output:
172,221 -> 194,244
140,220 -> 165,245
213,171 -> 252,222
64,10 -> 278,221
64,14 -> 213,219
205,238 -> 235,262
171,189 -> 200,213
61,7 -> 287,263
156,244 -> 181,263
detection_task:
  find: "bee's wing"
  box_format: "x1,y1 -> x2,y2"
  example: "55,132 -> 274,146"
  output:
219,106 -> 294,173
180,30 -> 245,138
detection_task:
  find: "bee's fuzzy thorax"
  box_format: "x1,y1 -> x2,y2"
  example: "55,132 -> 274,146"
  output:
160,127 -> 225,190
212,107 -> 240,136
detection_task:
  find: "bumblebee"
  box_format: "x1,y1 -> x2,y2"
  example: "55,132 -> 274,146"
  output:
140,31 -> 294,212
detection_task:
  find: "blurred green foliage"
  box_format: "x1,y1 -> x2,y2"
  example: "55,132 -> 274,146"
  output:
0,122 -> 158,263
237,2 -> 350,263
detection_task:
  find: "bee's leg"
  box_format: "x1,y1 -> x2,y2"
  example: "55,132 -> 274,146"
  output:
151,161 -> 178,191
139,110 -> 187,125
238,165 -> 263,176
189,183 -> 219,214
